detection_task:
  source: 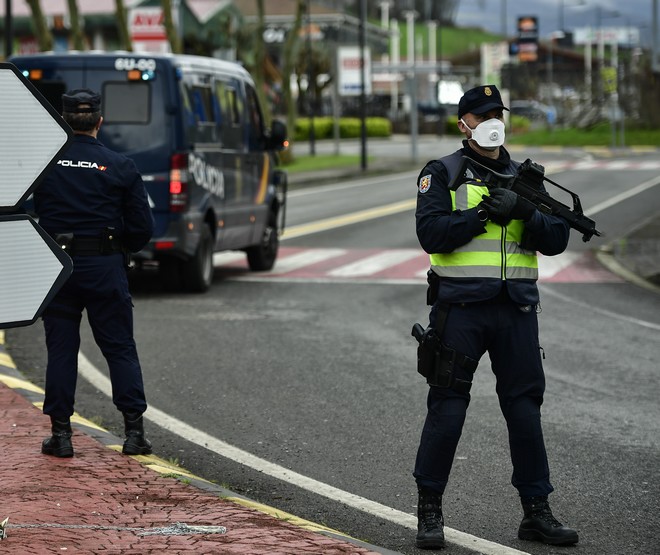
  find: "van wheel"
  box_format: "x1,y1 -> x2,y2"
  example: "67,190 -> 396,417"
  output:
247,218 -> 279,272
183,225 -> 214,293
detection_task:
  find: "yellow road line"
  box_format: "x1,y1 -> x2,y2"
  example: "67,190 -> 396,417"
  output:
282,198 -> 416,239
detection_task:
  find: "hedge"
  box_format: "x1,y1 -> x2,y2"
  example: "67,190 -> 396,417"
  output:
294,117 -> 392,141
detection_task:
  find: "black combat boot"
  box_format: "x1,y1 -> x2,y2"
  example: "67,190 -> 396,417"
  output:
518,496 -> 579,545
122,411 -> 152,455
42,417 -> 74,458
416,487 -> 445,549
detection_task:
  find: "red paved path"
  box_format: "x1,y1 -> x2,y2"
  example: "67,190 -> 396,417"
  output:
0,367 -> 384,554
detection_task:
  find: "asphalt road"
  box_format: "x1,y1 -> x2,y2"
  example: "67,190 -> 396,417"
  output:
6,147 -> 660,555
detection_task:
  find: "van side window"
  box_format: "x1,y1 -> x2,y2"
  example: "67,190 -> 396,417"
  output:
215,79 -> 244,150
103,82 -> 150,123
182,81 -> 217,144
245,84 -> 265,151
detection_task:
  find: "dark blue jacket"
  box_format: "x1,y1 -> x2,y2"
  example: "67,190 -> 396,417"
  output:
34,134 -> 154,253
415,142 -> 570,304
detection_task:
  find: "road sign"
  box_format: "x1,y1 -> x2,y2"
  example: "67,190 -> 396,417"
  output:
0,62 -> 73,211
0,62 -> 73,328
0,215 -> 73,329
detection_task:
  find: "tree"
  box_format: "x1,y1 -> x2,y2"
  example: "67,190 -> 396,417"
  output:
115,0 -> 132,51
25,0 -> 53,51
252,0 -> 272,124
294,41 -> 333,116
162,0 -> 183,54
66,0 -> 85,50
281,0 -> 305,137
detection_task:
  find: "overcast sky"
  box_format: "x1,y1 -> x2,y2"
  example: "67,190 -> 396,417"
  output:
454,0 -> 656,47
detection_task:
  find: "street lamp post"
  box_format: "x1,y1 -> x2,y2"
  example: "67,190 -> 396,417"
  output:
390,19 -> 400,118
306,0 -> 315,156
359,0 -> 367,170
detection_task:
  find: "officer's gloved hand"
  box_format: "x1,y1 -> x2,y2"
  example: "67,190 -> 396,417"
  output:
481,188 -> 536,224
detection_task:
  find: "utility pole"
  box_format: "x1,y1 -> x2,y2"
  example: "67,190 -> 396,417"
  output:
359,0 -> 367,171
307,0 -> 315,156
5,0 -> 12,57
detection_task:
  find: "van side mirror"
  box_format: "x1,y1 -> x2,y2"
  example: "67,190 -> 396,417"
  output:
268,120 -> 288,151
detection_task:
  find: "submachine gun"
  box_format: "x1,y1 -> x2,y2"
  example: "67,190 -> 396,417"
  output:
450,156 -> 602,242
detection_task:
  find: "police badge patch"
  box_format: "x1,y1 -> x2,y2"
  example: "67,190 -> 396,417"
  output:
418,174 -> 432,193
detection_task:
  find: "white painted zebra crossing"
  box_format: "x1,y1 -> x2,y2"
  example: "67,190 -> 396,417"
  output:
214,247 -> 623,284
545,159 -> 660,173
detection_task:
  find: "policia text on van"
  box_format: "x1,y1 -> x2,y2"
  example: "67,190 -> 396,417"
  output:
11,52 -> 288,293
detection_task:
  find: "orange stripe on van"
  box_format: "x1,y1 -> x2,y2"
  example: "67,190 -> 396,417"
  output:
254,154 -> 270,204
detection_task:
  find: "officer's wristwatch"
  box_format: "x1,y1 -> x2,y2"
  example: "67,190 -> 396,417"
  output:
477,208 -> 489,223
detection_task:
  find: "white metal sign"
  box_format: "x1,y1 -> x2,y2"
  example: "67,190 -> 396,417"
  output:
0,63 -> 73,210
337,46 -> 372,97
573,27 -> 640,46
0,216 -> 73,329
0,63 -> 73,329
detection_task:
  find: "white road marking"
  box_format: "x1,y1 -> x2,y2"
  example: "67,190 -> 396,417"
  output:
76,352 -> 532,555
216,248 -> 620,284
272,248 -> 347,273
328,249 -> 421,277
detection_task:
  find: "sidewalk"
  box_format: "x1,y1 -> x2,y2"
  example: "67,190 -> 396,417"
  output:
0,341 -> 397,554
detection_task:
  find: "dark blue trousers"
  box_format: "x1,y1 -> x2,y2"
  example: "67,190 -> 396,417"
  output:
42,254 -> 147,419
413,300 -> 554,499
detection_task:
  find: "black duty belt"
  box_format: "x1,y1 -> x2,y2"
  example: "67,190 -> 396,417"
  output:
54,234 -> 123,256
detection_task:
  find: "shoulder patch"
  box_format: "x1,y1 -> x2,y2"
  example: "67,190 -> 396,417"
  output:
418,174 -> 432,194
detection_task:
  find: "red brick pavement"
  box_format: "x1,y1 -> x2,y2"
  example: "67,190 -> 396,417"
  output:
0,375 -> 385,554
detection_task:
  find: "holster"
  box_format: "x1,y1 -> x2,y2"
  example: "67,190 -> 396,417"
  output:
411,322 -> 479,394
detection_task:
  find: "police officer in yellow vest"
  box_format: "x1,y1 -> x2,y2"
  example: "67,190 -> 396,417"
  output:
413,85 -> 578,549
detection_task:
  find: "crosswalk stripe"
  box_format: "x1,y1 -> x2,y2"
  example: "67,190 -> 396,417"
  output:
213,251 -> 247,265
214,247 -> 623,284
271,248 -> 347,274
329,249 -> 421,277
604,160 -> 633,170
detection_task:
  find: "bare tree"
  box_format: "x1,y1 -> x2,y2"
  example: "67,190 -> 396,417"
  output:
162,0 -> 183,53
115,0 -> 132,51
282,0 -> 305,136
66,0 -> 85,50
294,42 -> 333,116
252,0 -> 273,124
25,0 -> 54,51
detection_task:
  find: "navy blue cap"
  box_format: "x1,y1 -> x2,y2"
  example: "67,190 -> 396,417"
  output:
457,85 -> 509,119
62,88 -> 101,113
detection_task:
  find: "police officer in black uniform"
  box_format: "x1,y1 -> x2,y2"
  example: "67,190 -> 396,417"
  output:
412,85 -> 578,548
35,89 -> 154,458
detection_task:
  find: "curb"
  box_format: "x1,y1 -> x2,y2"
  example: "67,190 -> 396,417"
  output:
595,247 -> 660,295
0,330 -> 400,555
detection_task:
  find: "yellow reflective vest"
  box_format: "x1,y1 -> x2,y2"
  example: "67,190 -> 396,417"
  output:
429,181 -> 538,281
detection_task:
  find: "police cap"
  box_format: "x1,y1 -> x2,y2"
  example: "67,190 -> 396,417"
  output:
62,88 -> 101,114
457,85 -> 509,119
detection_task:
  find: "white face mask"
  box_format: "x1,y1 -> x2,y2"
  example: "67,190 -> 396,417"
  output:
461,118 -> 506,149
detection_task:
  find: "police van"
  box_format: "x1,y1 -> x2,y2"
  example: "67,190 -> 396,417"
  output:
10,51 -> 288,292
